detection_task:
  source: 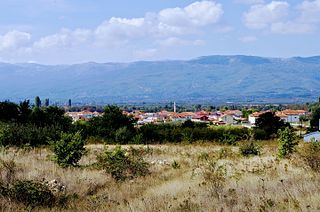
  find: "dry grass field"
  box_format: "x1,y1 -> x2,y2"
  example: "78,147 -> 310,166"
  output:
0,141 -> 320,211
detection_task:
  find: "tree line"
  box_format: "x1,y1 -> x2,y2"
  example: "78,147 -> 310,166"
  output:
1,99 -> 319,147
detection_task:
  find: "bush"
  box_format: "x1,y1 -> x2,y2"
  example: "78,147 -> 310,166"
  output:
299,142 -> 320,172
171,160 -> 181,169
0,159 -> 18,184
7,180 -> 56,208
240,142 -> 261,157
50,132 -> 86,167
130,133 -> 144,144
278,127 -> 298,158
96,146 -> 149,181
115,126 -> 133,144
252,129 -> 268,140
0,122 -> 63,147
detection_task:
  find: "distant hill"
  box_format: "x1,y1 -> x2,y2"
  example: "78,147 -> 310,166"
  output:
0,55 -> 319,104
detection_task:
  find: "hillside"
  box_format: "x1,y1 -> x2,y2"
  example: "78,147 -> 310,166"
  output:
0,55 -> 319,104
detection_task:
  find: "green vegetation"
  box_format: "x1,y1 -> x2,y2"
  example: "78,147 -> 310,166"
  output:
255,111 -> 289,138
309,105 -> 320,132
278,127 -> 298,158
96,146 -> 150,181
240,142 -> 261,157
2,99 -> 320,211
50,132 -> 86,167
4,180 -> 56,208
299,142 -> 320,172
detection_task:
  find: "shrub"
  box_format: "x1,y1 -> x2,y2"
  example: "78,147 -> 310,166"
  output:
0,122 -> 62,147
0,159 -> 18,184
278,127 -> 298,158
50,132 -> 86,167
252,129 -> 268,140
7,180 -> 56,208
171,160 -> 181,169
115,126 -> 133,144
299,142 -> 320,172
96,146 -> 149,181
240,142 -> 261,157
130,133 -> 144,144
202,161 -> 226,199
218,147 -> 235,159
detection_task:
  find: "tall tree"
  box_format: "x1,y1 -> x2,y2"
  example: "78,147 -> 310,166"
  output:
89,105 -> 136,141
44,98 -> 50,107
34,96 -> 41,108
68,99 -> 72,108
18,100 -> 31,123
0,101 -> 19,122
255,111 -> 289,137
310,107 -> 320,132
278,127 -> 298,158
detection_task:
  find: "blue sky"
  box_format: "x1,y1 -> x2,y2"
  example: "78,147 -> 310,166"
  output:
0,0 -> 319,64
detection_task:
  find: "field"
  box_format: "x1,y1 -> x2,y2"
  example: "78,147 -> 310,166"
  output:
1,141 -> 320,211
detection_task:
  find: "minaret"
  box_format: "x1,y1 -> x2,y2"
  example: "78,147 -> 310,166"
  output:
174,102 -> 176,113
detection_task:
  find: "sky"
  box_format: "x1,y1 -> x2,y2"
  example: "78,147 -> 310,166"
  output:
0,0 -> 319,64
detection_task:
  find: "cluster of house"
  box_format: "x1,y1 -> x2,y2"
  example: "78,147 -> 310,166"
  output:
66,109 -> 309,126
65,111 -> 102,122
126,109 -> 309,127
65,109 -> 320,142
123,110 -> 244,126
248,109 -> 308,125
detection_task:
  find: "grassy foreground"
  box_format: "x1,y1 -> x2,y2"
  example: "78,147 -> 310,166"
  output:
0,141 -> 319,211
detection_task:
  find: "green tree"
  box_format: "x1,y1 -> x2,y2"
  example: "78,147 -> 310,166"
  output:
181,119 -> 195,128
115,126 -> 133,144
68,99 -> 72,108
44,98 -> 49,107
18,100 -> 32,123
310,107 -> 320,132
50,132 -> 85,167
0,101 -> 19,122
255,112 -> 289,137
88,105 -> 136,141
278,127 -> 298,158
34,96 -> 41,108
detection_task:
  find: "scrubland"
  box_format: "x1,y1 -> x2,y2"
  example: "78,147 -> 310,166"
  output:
1,141 -> 320,211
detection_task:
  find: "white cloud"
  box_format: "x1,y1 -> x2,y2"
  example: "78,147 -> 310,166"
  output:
134,48 -> 158,59
34,28 -> 91,49
239,36 -> 257,42
271,21 -> 314,33
93,1 -> 223,47
299,0 -> 320,24
184,1 -> 224,26
235,0 -> 264,5
243,1 -> 289,29
158,1 -> 223,28
272,0 -> 320,34
243,0 -> 320,34
94,17 -> 149,47
0,30 -> 31,51
157,37 -> 205,47
0,1 -> 225,63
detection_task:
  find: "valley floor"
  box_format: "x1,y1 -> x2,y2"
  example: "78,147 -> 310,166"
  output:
1,142 -> 319,211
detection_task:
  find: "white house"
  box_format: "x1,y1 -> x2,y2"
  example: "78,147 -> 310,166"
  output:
248,112 -> 266,125
219,114 -> 234,125
277,110 -> 307,123
304,132 -> 320,142
303,118 -> 320,142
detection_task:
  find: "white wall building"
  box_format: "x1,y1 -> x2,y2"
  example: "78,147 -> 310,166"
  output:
304,132 -> 320,142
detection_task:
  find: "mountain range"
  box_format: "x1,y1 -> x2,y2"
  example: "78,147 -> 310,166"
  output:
0,55 -> 319,104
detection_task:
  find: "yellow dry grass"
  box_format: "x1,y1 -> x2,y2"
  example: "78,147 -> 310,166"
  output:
0,141 -> 319,211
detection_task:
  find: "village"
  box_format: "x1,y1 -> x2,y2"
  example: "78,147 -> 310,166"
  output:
65,107 -> 309,127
